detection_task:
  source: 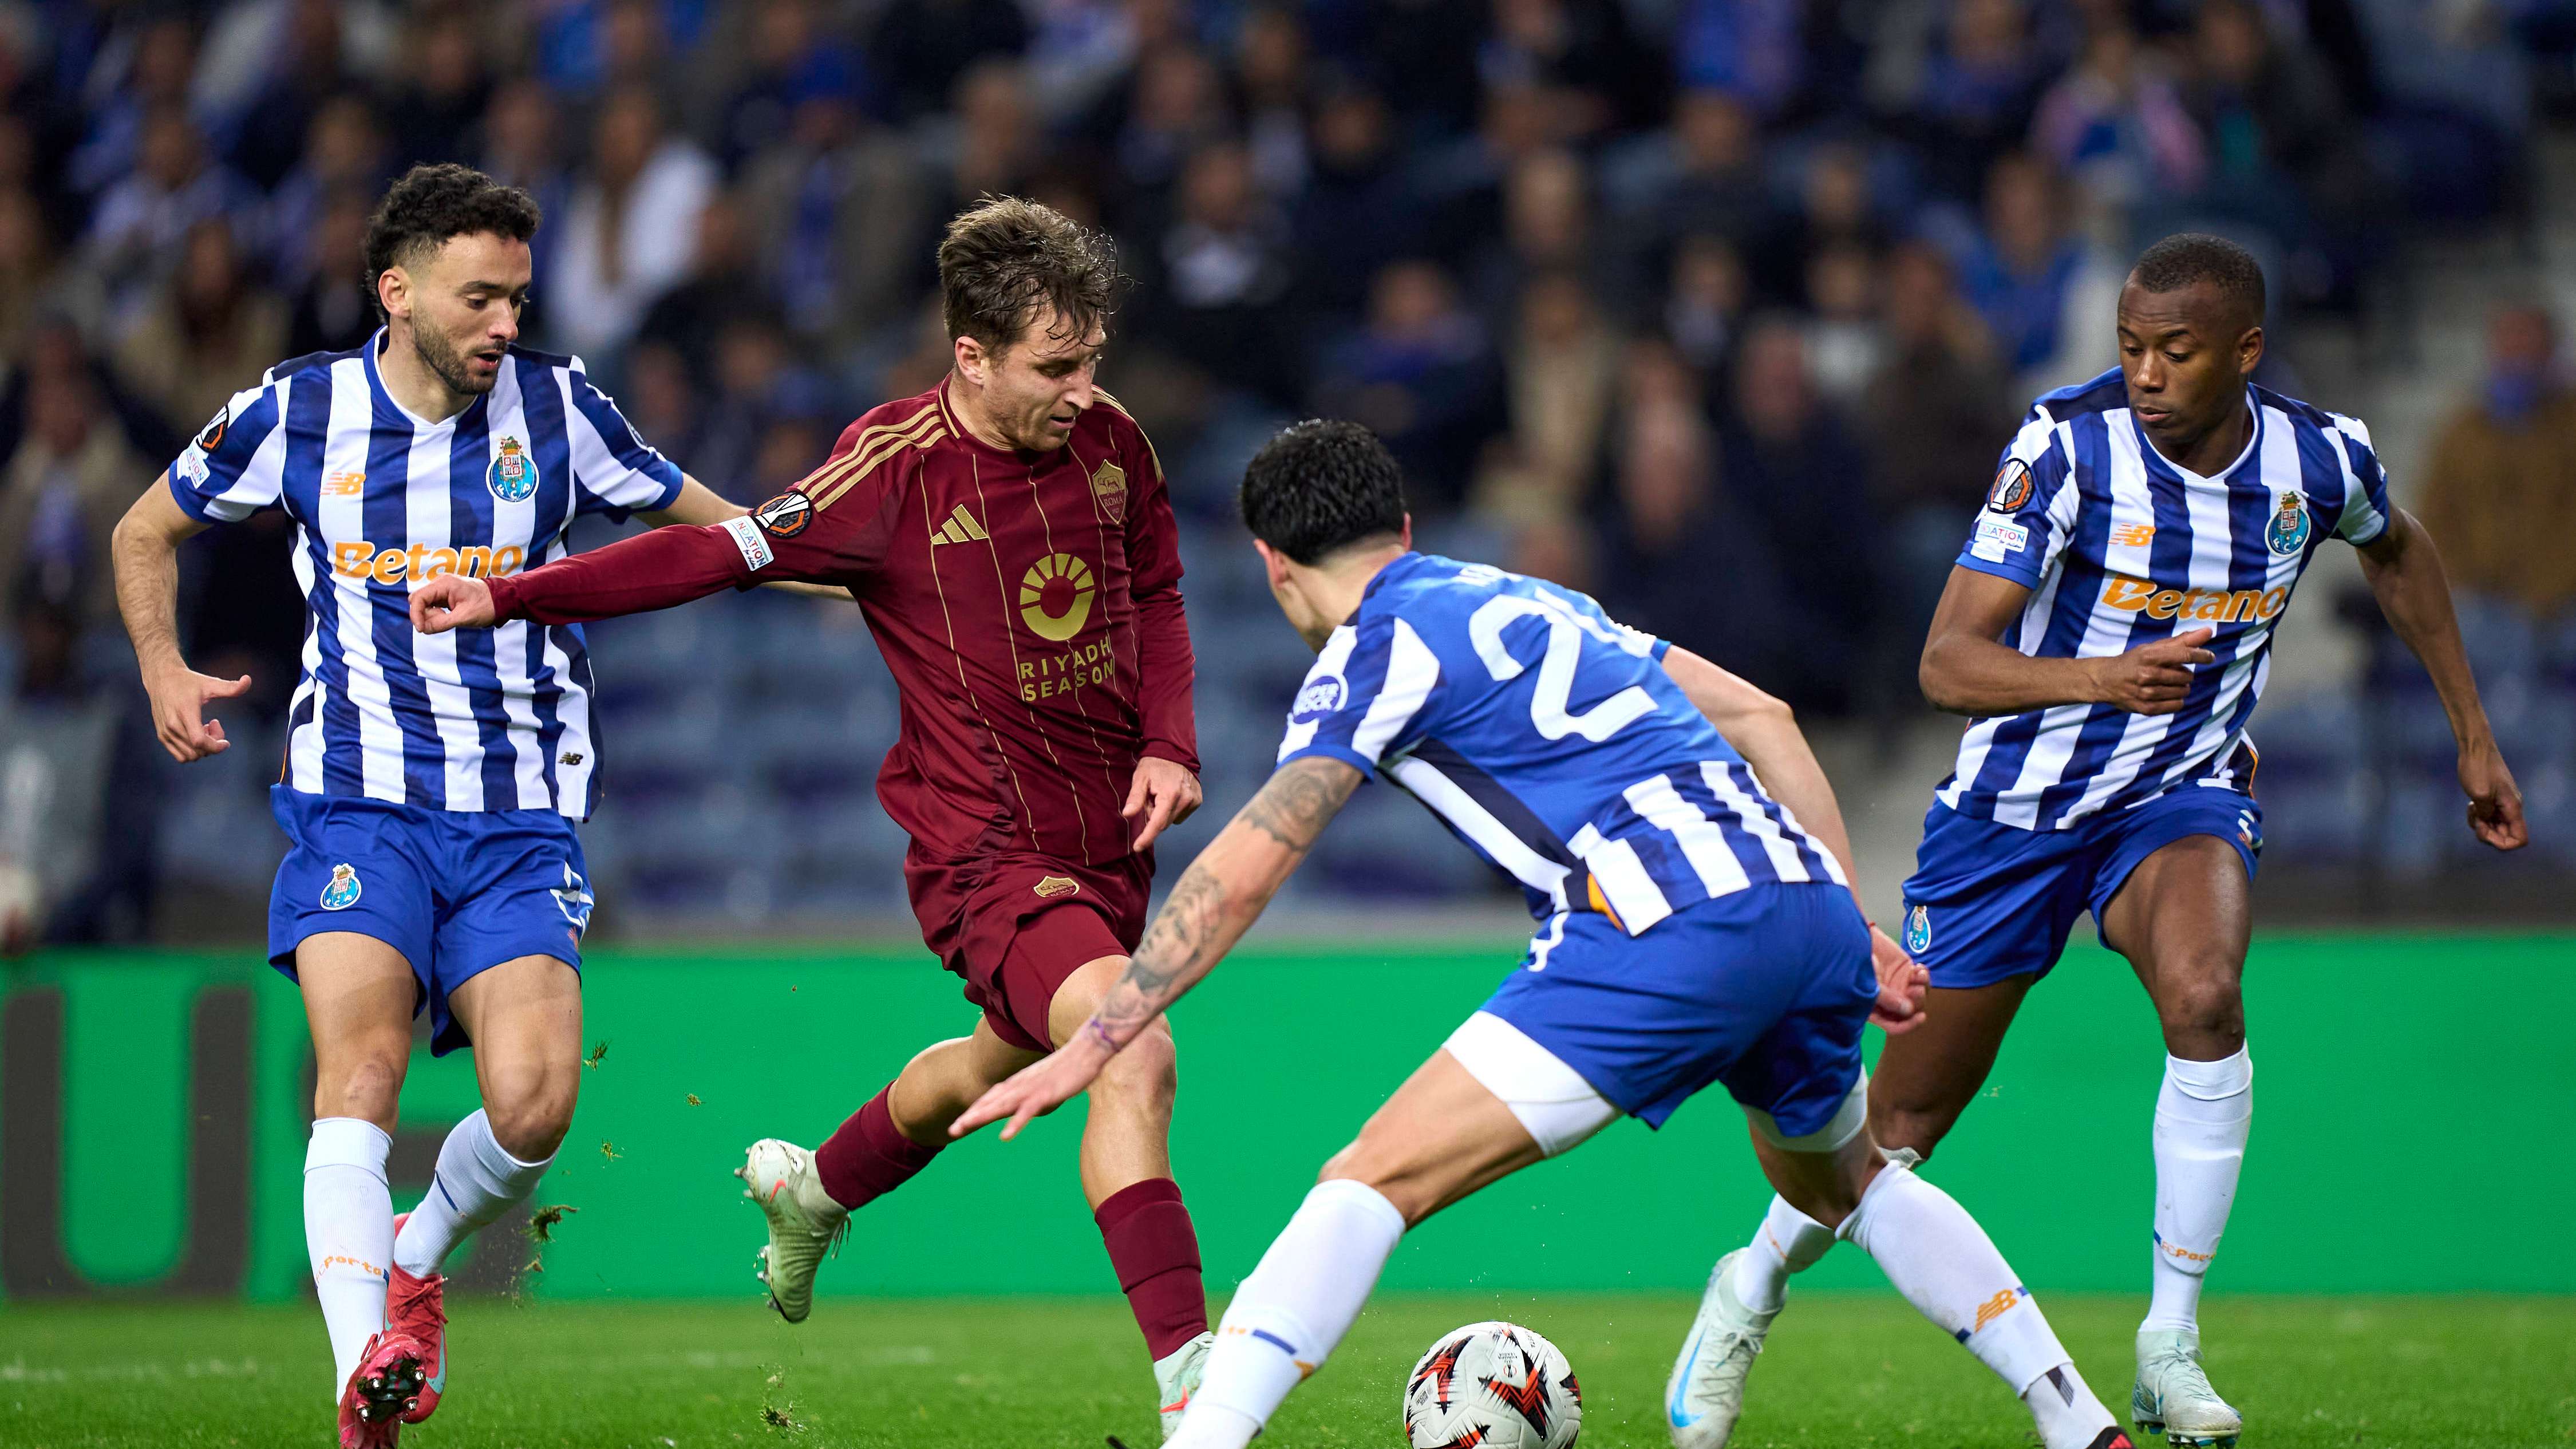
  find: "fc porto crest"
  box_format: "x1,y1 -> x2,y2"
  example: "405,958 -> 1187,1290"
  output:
1902,903 -> 1932,956
319,863 -> 363,911
488,436 -> 540,503
2263,490 -> 2312,555
1089,457 -> 1128,524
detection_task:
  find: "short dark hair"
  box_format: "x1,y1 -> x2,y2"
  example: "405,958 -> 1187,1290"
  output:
937,196 -> 1128,355
364,163 -> 542,319
1240,420 -> 1409,566
2130,232 -> 2265,329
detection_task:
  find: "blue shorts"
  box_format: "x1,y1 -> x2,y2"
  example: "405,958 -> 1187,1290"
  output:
1898,787 -> 2261,991
1480,881 -> 1876,1134
267,785 -> 592,1056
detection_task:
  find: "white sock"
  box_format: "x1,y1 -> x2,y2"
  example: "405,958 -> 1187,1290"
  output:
2145,1045 -> 2251,1334
305,1117 -> 392,1398
1736,1195 -> 1837,1313
1839,1163 -> 2115,1449
394,1109 -> 554,1277
1168,1179 -> 1408,1449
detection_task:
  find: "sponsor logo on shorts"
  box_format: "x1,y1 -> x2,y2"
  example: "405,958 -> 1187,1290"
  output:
1292,675 -> 1346,722
753,490 -> 813,538
1033,876 -> 1080,899
488,436 -> 539,503
1971,1286 -> 2026,1333
2265,489 -> 2312,555
1903,903 -> 1931,956
1986,457 -> 2033,513
319,864 -> 362,911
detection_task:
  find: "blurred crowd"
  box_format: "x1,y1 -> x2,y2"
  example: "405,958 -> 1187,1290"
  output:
0,0 -> 2573,941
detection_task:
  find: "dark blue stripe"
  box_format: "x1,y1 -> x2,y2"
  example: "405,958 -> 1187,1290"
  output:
1587,783 -> 1713,913
363,390 -> 448,807
447,398 -> 523,810
1250,1329 -> 1300,1357
1958,412 -> 2115,816
1721,760 -> 1834,881
184,387 -> 285,510
517,356 -> 576,812
1661,765 -> 1777,890
1405,739 -> 1581,872
283,373 -> 366,799
2032,418 -> 2200,824
568,630 -> 604,818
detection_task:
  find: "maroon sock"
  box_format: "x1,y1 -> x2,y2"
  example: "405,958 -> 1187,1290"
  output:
812,1087 -> 945,1211
1095,1177 -> 1209,1361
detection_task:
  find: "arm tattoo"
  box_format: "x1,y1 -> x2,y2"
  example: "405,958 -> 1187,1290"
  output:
1238,757 -> 1362,851
1086,759 -> 1359,1047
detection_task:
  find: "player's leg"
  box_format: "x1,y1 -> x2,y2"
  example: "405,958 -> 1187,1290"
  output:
1171,1039 -> 1588,1449
1753,1122 -> 2128,1449
2097,827 -> 2255,1447
391,956 -> 581,1276
742,1019 -> 1042,1322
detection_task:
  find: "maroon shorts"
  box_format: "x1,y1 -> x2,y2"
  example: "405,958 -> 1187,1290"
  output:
905,851 -> 1153,1053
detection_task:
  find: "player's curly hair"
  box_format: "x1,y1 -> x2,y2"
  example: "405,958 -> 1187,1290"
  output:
363,163 -> 542,320
937,196 -> 1129,356
1240,420 -> 1409,566
2131,232 -> 2266,329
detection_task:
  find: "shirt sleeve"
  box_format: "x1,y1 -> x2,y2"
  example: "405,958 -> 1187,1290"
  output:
1121,421 -> 1197,771
740,417 -> 910,585
561,360 -> 685,519
2326,413 -> 2394,546
1275,611 -> 1443,779
1955,404 -> 2079,590
164,381 -> 289,523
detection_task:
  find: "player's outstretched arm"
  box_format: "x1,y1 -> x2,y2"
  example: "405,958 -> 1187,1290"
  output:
1662,646 -> 1926,1032
1920,565 -> 2216,717
951,756 -> 1365,1140
2356,508 -> 2526,850
112,484 -> 250,762
641,475 -> 844,601
410,521 -> 768,632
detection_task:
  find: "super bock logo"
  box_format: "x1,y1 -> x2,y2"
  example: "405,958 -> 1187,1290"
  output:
488,436 -> 539,503
319,864 -> 362,911
2264,491 -> 2312,556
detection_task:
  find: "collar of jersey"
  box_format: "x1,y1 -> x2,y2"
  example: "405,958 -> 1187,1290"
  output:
2128,384 -> 2263,488
364,328 -> 491,435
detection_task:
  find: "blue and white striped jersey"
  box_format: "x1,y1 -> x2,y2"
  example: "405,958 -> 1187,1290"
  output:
165,330 -> 685,820
1939,368 -> 2392,830
1277,552 -> 1847,934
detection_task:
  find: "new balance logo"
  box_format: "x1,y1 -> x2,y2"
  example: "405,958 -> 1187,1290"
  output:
1971,1287 -> 2025,1333
930,505 -> 989,545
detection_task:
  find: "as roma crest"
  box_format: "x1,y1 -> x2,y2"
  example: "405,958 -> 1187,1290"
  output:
1089,457 -> 1128,524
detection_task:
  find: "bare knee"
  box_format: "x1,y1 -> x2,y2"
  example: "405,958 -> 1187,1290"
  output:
483,1067 -> 579,1160
315,1049 -> 408,1131
2155,969 -> 2244,1055
1089,1022 -> 1178,1111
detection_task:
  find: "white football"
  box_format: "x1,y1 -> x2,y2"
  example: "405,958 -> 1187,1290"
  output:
1402,1320 -> 1581,1449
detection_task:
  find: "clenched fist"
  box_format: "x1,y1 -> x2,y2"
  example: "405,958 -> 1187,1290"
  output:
2085,627 -> 2215,715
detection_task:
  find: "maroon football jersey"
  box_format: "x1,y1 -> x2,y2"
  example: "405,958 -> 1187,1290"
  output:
748,384 -> 1198,868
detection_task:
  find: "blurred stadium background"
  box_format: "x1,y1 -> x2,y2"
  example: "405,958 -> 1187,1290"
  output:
1,0 -> 2573,1423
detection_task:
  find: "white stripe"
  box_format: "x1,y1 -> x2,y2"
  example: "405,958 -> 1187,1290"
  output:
2328,415 -> 2387,543
1621,773 -> 1752,898
1350,619 -> 1439,763
2154,408 -> 2306,792
1386,756 -> 1571,911
559,365 -> 670,511
319,358 -> 408,804
286,523 -> 326,793
404,420 -> 487,811
1567,825 -> 1670,932
542,619 -> 596,815
1697,762 -> 1814,883
205,382 -> 290,521
481,368 -> 551,811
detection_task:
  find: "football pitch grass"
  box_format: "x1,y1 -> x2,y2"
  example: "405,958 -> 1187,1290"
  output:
2,1294 -> 2568,1448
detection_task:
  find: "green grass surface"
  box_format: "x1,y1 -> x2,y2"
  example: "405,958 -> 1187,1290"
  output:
3,1294 -> 2569,1447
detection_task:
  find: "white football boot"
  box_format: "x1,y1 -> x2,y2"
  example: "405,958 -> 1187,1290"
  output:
1153,1329 -> 1215,1441
736,1139 -> 847,1323
2132,1328 -> 2242,1447
1665,1249 -> 1781,1448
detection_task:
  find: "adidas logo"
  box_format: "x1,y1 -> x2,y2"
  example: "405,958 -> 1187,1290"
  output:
930,505 -> 989,545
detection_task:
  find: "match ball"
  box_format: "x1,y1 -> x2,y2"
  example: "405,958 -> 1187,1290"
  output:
1402,1321 -> 1581,1449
